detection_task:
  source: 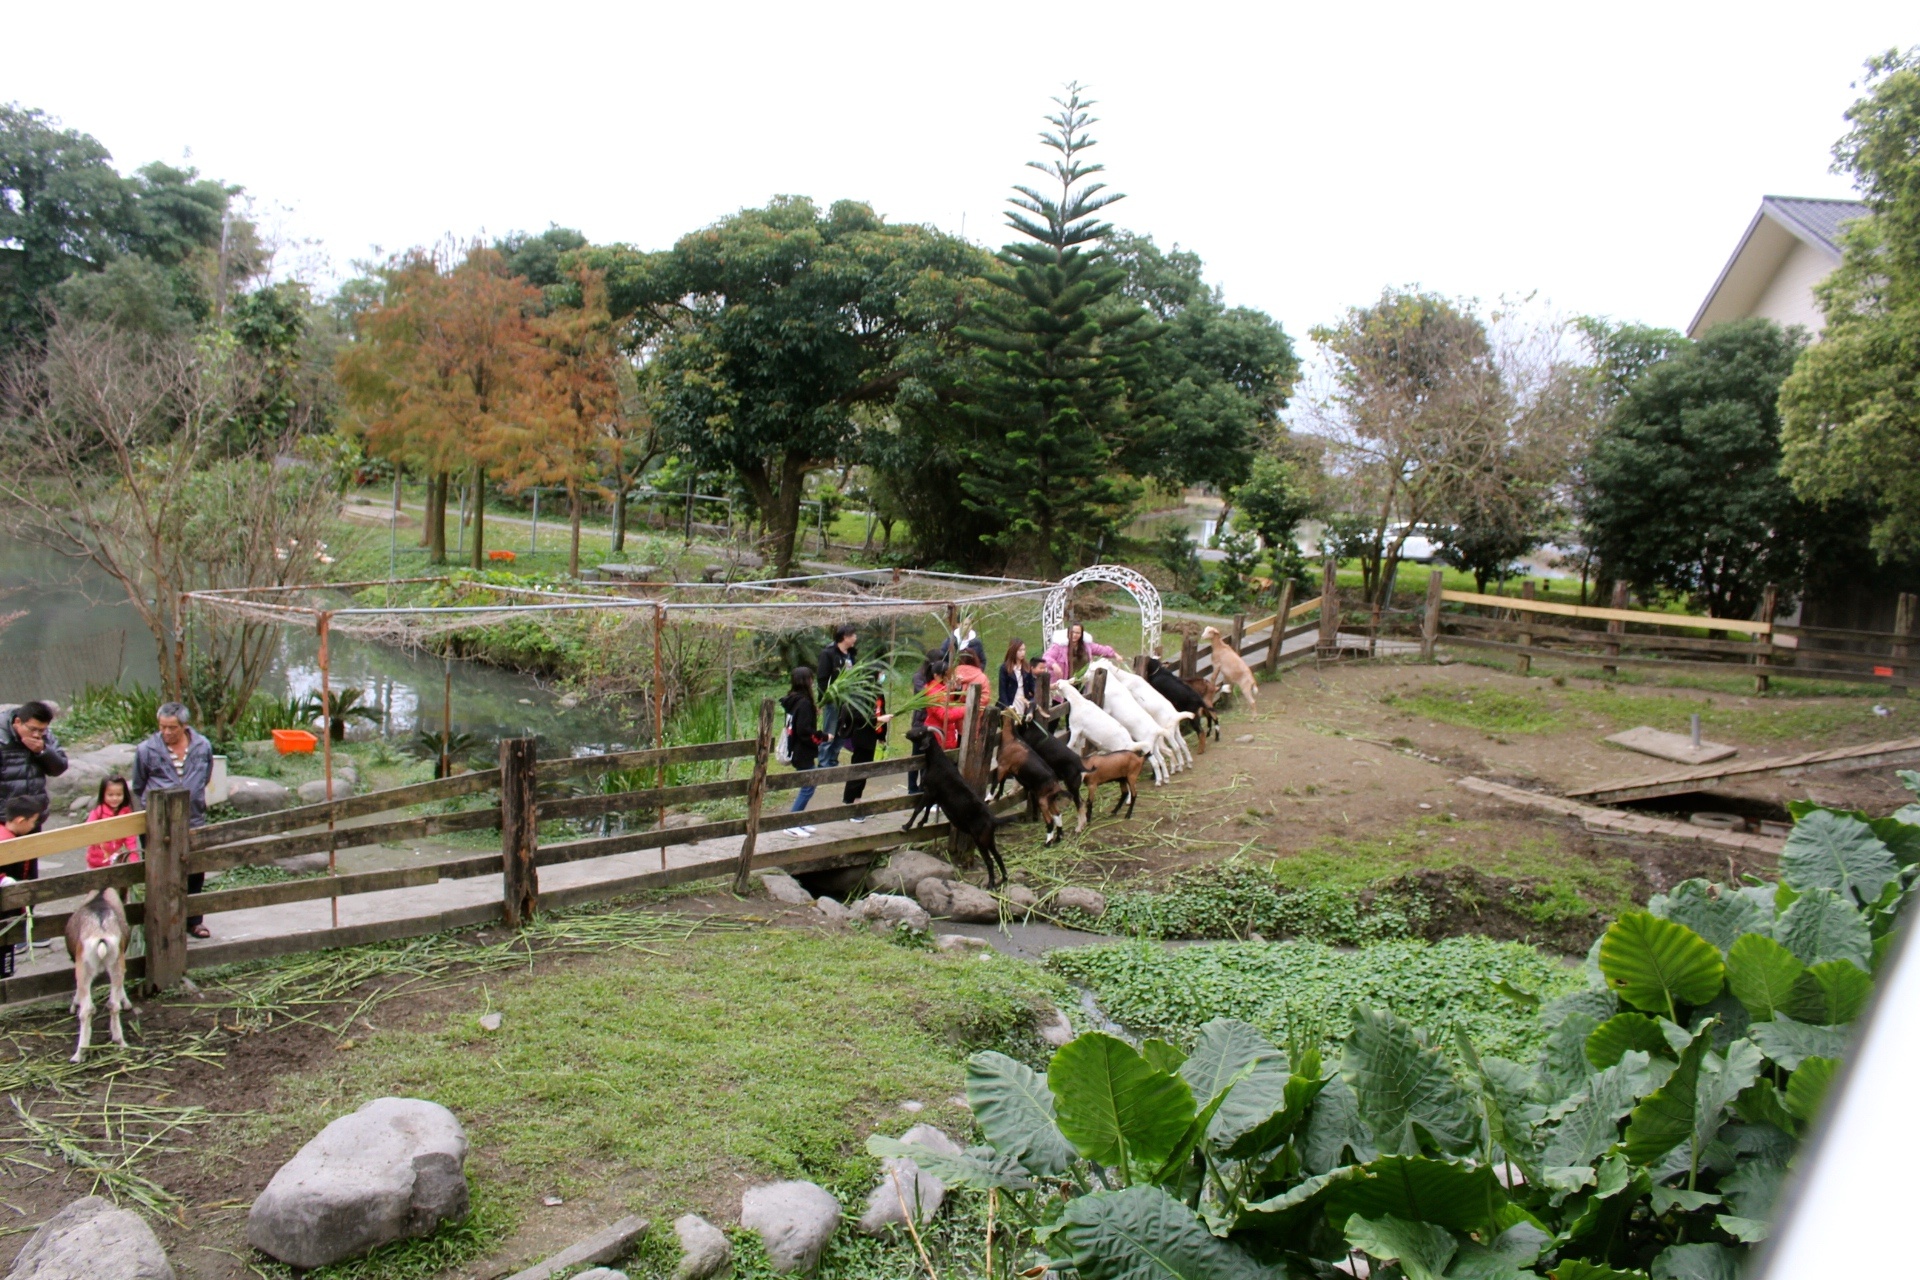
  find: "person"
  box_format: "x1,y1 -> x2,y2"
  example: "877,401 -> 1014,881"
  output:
1042,623 -> 1119,683
780,667 -> 823,839
998,639 -> 1036,710
0,701 -> 69,884
85,777 -> 141,868
0,796 -> 44,958
951,648 -> 990,704
906,652 -> 947,797
815,625 -> 859,770
132,702 -> 215,938
839,689 -> 892,822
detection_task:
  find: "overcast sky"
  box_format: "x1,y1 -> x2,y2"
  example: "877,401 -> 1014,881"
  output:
5,2 -> 1911,342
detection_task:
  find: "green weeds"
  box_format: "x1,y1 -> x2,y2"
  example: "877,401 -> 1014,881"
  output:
1386,684 -> 1564,733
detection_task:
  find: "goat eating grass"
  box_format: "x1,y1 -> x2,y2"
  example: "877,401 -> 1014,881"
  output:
65,888 -> 133,1063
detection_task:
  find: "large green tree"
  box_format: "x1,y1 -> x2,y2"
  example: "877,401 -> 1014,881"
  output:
953,85 -> 1156,573
1780,47 -> 1920,560
1585,319 -> 1868,616
588,198 -> 983,574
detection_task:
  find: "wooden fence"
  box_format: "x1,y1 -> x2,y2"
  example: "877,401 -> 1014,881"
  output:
0,699 -> 1007,1007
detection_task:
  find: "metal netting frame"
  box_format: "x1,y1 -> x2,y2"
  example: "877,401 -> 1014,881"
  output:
1042,565 -> 1164,658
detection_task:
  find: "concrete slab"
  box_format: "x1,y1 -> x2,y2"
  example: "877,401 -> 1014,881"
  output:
1604,725 -> 1737,766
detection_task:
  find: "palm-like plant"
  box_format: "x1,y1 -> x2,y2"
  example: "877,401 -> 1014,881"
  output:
302,687 -> 386,741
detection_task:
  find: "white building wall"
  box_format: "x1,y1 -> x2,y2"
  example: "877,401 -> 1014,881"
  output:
1746,237 -> 1835,337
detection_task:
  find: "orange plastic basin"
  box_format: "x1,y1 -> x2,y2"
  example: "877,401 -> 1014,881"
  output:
488,549 -> 517,562
272,729 -> 318,754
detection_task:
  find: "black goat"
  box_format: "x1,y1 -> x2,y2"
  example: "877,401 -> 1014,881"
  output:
903,725 -> 1010,887
1014,717 -> 1087,810
1146,657 -> 1219,743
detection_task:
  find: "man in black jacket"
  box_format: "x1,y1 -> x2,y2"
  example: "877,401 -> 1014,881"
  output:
815,625 -> 858,769
0,701 -> 67,905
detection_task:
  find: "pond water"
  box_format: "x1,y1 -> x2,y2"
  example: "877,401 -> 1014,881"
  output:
0,533 -> 635,754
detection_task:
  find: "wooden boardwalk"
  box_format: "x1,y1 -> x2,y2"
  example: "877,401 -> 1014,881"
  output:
1565,737 -> 1920,806
1455,776 -> 1786,855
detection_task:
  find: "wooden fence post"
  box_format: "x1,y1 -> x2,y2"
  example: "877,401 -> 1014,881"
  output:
1421,570 -> 1444,661
1230,613 -> 1246,657
1755,583 -> 1779,694
1267,580 -> 1294,674
142,788 -> 190,994
1034,669 -> 1054,728
1603,580 -> 1629,677
1895,592 -> 1918,690
1134,653 -> 1150,679
1088,667 -> 1108,708
1318,557 -> 1340,656
950,684 -> 983,862
1516,580 -> 1536,676
1179,632 -> 1197,680
499,737 -> 539,928
731,699 -> 776,895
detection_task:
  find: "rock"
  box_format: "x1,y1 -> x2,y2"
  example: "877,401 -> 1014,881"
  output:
478,1013 -> 502,1032
860,1124 -> 960,1234
1038,1008 -> 1074,1047
45,743 -> 139,803
1054,886 -> 1107,919
701,563 -> 730,583
812,896 -> 853,927
935,933 -> 992,953
740,1180 -> 841,1272
275,851 -> 333,874
575,1272 -> 628,1280
296,769 -> 358,805
556,693 -> 582,710
853,893 -> 930,933
660,811 -> 707,829
8,1195 -> 175,1280
867,850 -> 954,896
1236,734 -> 1255,744
757,871 -> 816,906
914,878 -> 999,923
1002,885 -> 1038,917
672,1213 -> 732,1280
224,776 -> 291,815
246,1097 -> 470,1269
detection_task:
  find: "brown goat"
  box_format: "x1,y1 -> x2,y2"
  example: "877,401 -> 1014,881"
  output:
64,888 -> 133,1063
1081,749 -> 1145,821
1182,674 -> 1222,741
992,715 -> 1068,844
1200,625 -> 1259,709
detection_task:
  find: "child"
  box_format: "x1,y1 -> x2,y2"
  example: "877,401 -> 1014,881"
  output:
780,666 -> 823,838
85,776 -> 140,868
0,796 -> 43,957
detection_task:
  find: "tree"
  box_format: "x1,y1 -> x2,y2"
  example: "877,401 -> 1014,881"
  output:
954,85 -> 1156,573
590,198 -> 982,574
1231,450 -> 1318,590
1780,47 -> 1920,560
1585,319 -> 1863,616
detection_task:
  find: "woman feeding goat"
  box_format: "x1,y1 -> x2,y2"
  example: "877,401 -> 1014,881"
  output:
1042,623 -> 1117,683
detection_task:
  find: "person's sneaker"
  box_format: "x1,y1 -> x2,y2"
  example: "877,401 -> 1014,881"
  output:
849,815 -> 868,824
789,825 -> 815,838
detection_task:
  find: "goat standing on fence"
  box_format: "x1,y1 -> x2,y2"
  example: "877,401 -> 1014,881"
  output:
902,726 -> 1009,886
65,886 -> 132,1062
1200,626 -> 1259,709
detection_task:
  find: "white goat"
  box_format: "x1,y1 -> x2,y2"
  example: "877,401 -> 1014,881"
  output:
1082,666 -> 1176,783
1053,680 -> 1151,765
65,888 -> 133,1063
1090,659 -> 1194,770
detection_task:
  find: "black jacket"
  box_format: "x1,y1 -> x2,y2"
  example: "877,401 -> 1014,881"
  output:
780,691 -> 820,770
0,707 -> 68,820
997,665 -> 1035,709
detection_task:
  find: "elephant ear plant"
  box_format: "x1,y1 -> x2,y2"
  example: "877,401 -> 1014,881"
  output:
873,775 -> 1919,1279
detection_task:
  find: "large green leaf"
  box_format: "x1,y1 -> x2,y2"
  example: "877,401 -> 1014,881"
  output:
1450,1221 -> 1549,1278
1326,1154 -> 1505,1235
1342,1007 -> 1479,1156
1866,815 -> 1920,867
1782,809 -> 1899,904
1342,1213 -> 1456,1280
1540,1050 -> 1673,1181
1585,1013 -> 1671,1070
1649,1242 -> 1739,1280
1048,1185 -> 1279,1280
1622,1027 -> 1714,1165
1457,1035 -> 1545,1185
1776,886 -> 1873,969
966,1050 -> 1077,1177
1552,1263 -> 1650,1280
1301,1072 -> 1377,1173
1050,1032 -> 1195,1172
1540,1010 -> 1603,1103
1731,1079 -> 1798,1134
1649,879 -> 1772,953
1748,1015 -> 1851,1070
1692,1038 -> 1764,1160
1720,1157 -> 1788,1219
1178,1019 -> 1288,1146
1785,1055 -> 1840,1122
1222,1069 -> 1330,1161
1598,912 -> 1726,1018
1724,932 -> 1806,1021
1783,959 -> 1874,1025
864,1135 -> 1034,1192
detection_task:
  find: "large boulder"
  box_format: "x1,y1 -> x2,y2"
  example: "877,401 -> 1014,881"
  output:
246,1097 -> 470,1269
853,893 -> 930,933
672,1212 -> 733,1280
1054,886 -> 1108,919
45,743 -> 140,804
295,768 -> 357,806
867,850 -> 954,896
755,871 -> 816,906
1001,885 -> 1039,918
224,776 -> 290,815
7,1196 -> 175,1280
740,1180 -> 840,1272
812,896 -> 854,927
860,1124 -> 960,1233
914,878 -> 999,923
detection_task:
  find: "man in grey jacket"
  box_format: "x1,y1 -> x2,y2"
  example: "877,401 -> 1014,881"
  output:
131,702 -> 214,938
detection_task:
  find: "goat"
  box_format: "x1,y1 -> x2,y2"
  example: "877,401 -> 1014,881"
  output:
65,888 -> 133,1063
1081,750 -> 1145,821
1082,666 -> 1177,784
1053,680 -> 1152,762
990,715 -> 1067,846
1184,674 -> 1224,741
1201,625 -> 1259,709
1088,659 -> 1194,771
1145,658 -> 1216,750
903,726 -> 1009,886
1014,717 -> 1089,828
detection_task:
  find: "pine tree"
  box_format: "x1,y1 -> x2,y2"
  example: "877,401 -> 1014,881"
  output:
958,85 -> 1154,572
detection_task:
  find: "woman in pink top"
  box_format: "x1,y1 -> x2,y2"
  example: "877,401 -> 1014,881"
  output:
1042,623 -> 1119,682
84,776 -> 141,868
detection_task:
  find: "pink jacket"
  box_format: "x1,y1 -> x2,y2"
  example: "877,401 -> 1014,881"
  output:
1042,639 -> 1119,682
84,803 -> 141,869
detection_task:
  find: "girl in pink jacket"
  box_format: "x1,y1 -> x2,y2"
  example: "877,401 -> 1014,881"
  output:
84,776 -> 141,868
1042,623 -> 1119,682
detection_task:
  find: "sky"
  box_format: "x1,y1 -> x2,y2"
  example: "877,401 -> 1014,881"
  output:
4,1 -> 1912,343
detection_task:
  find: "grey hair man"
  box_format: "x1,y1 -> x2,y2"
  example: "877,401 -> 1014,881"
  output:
131,702 -> 215,938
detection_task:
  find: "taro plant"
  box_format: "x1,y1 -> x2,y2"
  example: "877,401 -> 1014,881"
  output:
875,775 -> 1919,1278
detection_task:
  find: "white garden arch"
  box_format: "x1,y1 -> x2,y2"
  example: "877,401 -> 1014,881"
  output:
1043,565 -> 1164,658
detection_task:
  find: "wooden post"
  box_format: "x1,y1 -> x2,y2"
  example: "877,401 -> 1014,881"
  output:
1133,653 -> 1150,679
317,612 -> 339,929
1267,580 -> 1294,674
1516,579 -> 1536,676
731,699 -> 776,895
1318,557 -> 1340,655
142,788 -> 190,994
1179,633 -> 1196,680
1230,613 -> 1246,657
1034,669 -> 1054,729
945,602 -> 959,646
1895,592 -> 1917,690
1088,667 -> 1108,708
653,603 -> 666,844
968,705 -> 998,795
499,737 -> 539,928
1421,570 -> 1444,660
1753,582 -> 1779,693
950,684 -> 982,861
1603,579 -> 1628,677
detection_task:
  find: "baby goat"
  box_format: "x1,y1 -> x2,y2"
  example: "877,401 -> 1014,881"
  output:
991,714 -> 1067,845
1081,750 -> 1145,821
65,888 -> 133,1063
903,726 -> 1010,886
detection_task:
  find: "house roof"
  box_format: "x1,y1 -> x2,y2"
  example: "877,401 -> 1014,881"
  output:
1687,196 -> 1869,338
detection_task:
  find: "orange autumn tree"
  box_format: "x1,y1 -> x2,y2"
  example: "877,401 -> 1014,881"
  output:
337,243 -> 539,565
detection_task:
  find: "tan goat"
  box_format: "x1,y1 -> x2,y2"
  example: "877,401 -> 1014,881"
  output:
65,888 -> 133,1063
1200,625 -> 1258,709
